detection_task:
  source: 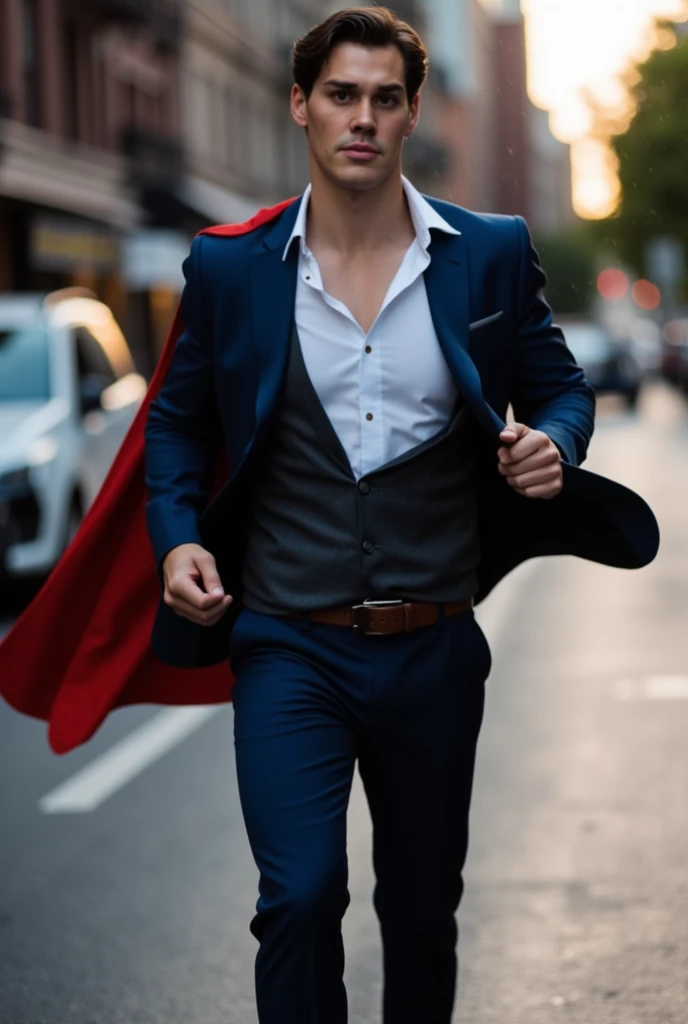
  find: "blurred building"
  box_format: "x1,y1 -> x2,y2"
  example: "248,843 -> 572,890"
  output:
422,0 -> 574,227
177,0 -> 314,227
0,0 -> 183,374
492,0 -> 529,216
424,0 -> 497,210
528,104 -> 575,234
0,0 -> 574,373
490,0 -> 574,233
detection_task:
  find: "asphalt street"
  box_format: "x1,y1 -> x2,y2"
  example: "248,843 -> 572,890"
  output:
1,382 -> 686,1024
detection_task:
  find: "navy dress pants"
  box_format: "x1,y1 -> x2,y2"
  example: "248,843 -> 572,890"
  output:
230,607 -> 491,1024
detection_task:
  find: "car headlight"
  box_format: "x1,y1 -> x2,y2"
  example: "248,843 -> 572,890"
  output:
28,436 -> 59,466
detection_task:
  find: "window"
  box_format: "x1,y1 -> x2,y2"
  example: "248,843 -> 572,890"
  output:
74,327 -> 117,389
63,21 -> 79,140
21,0 -> 41,128
0,326 -> 50,401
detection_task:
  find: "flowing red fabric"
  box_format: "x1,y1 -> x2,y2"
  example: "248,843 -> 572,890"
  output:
0,198 -> 295,754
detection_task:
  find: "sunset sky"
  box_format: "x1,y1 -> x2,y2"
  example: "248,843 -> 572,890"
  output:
514,0 -> 688,218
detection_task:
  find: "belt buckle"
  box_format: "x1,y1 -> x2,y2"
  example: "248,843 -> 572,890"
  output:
351,598 -> 404,636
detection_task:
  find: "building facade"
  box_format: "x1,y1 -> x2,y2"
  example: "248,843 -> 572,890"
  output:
422,0 -> 574,226
178,0 -> 315,224
0,0 -> 574,372
528,104 -> 575,235
0,0 -> 183,373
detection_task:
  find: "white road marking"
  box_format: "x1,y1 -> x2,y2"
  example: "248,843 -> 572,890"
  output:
39,706 -> 224,813
614,675 -> 688,702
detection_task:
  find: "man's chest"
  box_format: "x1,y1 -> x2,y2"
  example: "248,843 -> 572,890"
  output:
296,272 -> 456,406
293,268 -> 459,480
314,247 -> 412,336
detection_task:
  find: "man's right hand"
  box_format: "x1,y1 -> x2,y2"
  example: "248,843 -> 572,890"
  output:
162,543 -> 233,626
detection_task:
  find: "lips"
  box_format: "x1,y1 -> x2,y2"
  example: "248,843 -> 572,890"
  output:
342,144 -> 380,161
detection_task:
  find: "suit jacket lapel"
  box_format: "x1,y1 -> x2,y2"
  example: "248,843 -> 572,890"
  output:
425,231 -> 504,440
245,206 -> 505,473
245,200 -> 301,460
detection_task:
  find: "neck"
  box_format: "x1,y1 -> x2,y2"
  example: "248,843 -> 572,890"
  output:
305,165 -> 415,256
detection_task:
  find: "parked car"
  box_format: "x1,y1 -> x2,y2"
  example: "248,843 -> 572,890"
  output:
559,318 -> 643,408
660,318 -> 688,388
0,289 -> 146,587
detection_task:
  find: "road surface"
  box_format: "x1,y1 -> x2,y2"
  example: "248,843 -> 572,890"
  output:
1,383 -> 686,1023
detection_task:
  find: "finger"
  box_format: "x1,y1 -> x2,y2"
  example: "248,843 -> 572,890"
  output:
166,592 -> 233,624
500,431 -> 546,466
500,421 -> 528,441
520,481 -> 563,499
506,466 -> 562,491
498,447 -> 559,477
169,574 -> 225,610
195,552 -> 225,597
499,421 -> 528,448
166,589 -> 232,615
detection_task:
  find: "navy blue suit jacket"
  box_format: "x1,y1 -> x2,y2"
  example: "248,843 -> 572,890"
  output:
144,196 -> 659,668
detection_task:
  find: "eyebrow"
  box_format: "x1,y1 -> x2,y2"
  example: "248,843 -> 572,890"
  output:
323,79 -> 405,94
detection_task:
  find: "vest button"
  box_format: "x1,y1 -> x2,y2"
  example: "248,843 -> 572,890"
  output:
362,539 -> 375,555
358,480 -> 371,495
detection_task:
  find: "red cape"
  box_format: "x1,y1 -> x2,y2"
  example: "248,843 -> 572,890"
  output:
0,198 -> 296,755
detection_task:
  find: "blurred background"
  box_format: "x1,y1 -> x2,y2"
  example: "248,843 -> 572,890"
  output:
2,0 -> 688,582
1,2 -> 688,1023
0,0 -> 686,373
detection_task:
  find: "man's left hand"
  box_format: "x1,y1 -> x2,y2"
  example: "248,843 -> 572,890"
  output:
497,422 -> 563,499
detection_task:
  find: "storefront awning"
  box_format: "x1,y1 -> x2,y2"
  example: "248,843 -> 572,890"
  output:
176,175 -> 263,226
0,120 -> 142,229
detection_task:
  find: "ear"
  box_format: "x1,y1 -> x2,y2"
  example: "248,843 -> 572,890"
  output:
406,91 -> 421,136
291,83 -> 308,129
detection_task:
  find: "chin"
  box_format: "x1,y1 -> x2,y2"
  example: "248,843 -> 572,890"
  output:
324,160 -> 392,192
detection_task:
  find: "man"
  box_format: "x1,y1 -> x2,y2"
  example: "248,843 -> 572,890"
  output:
0,5 -> 657,1023
142,7 -> 655,1024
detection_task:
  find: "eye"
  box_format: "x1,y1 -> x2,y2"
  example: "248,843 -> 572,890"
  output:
332,90 -> 351,102
377,94 -> 399,106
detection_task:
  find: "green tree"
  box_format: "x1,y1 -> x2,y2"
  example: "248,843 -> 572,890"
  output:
533,227 -> 599,316
605,22 -> 688,283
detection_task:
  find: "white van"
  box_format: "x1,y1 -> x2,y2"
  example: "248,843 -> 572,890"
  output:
0,289 -> 146,583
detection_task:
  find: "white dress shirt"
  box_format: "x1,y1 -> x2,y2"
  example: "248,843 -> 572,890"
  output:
283,176 -> 460,481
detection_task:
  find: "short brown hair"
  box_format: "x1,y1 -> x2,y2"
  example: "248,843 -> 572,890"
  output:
292,7 -> 428,103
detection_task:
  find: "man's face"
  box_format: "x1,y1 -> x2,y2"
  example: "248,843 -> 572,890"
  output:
291,42 -> 420,190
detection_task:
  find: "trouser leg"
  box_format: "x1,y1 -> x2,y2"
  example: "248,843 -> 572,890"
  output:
230,610 -> 360,1024
358,611 -> 491,1024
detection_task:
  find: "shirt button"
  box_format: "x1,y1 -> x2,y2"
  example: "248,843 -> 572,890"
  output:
365,412 -> 373,421
358,480 -> 370,495
362,539 -> 375,555
365,345 -> 372,354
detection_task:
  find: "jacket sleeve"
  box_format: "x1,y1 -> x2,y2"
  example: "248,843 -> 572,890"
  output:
510,216 -> 595,467
144,235 -> 222,568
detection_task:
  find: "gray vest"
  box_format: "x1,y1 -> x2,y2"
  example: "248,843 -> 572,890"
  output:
241,328 -> 480,614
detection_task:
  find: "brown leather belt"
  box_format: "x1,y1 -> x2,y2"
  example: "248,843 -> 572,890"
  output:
288,598 -> 473,635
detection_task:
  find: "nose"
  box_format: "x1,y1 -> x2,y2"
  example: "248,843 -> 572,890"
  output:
350,98 -> 377,136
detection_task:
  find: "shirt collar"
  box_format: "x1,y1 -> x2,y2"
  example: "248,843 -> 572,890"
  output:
282,174 -> 459,262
